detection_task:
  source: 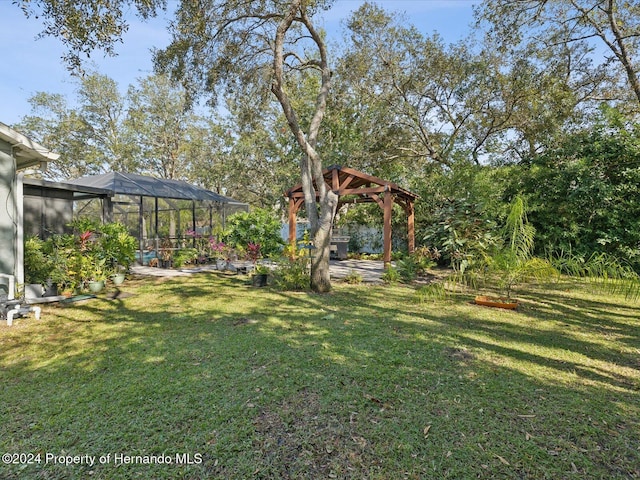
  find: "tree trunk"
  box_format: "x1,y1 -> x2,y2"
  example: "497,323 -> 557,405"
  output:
603,0 -> 640,105
309,180 -> 339,293
271,0 -> 335,292
310,210 -> 334,292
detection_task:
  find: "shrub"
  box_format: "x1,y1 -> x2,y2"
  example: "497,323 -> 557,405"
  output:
396,257 -> 419,283
100,222 -> 137,271
24,237 -> 51,285
395,248 -> 437,283
422,197 -> 498,272
272,257 -> 309,291
550,250 -> 640,300
343,269 -> 363,284
173,248 -> 198,268
381,266 -> 400,285
451,196 -> 559,300
29,222 -> 138,292
226,208 -> 284,257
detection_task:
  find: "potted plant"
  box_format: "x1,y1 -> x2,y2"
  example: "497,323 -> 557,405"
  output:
42,239 -> 71,297
73,228 -> 108,293
252,263 -> 270,287
100,223 -> 137,284
111,271 -> 126,286
86,257 -> 108,293
246,242 -> 262,264
50,238 -> 78,296
23,236 -> 50,299
472,196 -> 558,309
186,228 -> 210,264
209,239 -> 227,269
173,248 -> 198,268
159,237 -> 174,268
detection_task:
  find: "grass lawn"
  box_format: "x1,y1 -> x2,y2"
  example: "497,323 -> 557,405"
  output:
1,272 -> 639,479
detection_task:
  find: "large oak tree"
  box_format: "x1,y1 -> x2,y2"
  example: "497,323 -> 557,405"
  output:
479,0 -> 640,112
18,0 -> 339,291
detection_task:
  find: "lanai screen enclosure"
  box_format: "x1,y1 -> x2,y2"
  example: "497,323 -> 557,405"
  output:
68,172 -> 248,263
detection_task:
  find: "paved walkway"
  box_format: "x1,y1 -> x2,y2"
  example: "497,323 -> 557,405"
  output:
329,260 -> 387,283
131,264 -> 218,277
132,260 -> 388,283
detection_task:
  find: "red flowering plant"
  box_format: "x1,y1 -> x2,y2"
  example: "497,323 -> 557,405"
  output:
79,230 -> 93,251
246,242 -> 262,264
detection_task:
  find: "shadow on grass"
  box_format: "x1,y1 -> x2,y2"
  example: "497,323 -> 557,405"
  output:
0,272 -> 638,479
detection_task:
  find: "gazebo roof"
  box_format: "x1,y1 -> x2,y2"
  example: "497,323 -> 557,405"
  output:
285,165 -> 418,202
69,172 -> 246,205
285,166 -> 418,264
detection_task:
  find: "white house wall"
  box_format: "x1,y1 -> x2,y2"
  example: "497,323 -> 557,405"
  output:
0,141 -> 17,287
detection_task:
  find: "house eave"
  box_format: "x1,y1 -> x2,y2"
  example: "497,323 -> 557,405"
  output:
0,121 -> 59,169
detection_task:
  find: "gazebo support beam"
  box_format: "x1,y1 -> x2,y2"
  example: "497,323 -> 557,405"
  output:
383,188 -> 392,266
288,197 -> 304,247
103,197 -> 113,223
285,166 -> 418,267
407,201 -> 415,254
154,197 -> 159,240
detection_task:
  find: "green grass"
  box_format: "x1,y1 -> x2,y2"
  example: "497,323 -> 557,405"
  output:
1,273 -> 639,479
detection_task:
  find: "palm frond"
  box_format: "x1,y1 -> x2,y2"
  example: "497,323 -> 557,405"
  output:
549,250 -> 640,300
505,196 -> 535,260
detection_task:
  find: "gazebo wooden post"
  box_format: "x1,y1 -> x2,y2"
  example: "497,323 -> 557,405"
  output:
288,196 -> 297,248
285,166 -> 418,268
407,200 -> 415,254
383,187 -> 392,267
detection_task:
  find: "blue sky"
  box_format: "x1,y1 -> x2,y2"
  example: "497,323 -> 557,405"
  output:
0,0 -> 478,126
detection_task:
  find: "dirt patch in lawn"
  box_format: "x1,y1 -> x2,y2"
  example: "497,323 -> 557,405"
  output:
251,388 -> 376,479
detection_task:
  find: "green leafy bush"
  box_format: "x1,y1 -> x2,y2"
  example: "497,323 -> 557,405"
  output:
343,269 -> 363,284
100,222 -> 137,271
395,247 -> 437,283
396,257 -> 419,283
422,197 -> 498,272
24,237 -> 51,285
226,208 -> 284,257
381,266 -> 400,285
272,257 -> 309,291
517,107 -> 640,271
24,222 -> 139,293
550,250 -> 640,300
173,248 -> 198,268
453,196 -> 559,300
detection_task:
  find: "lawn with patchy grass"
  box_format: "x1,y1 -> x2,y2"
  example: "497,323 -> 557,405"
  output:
1,273 -> 638,479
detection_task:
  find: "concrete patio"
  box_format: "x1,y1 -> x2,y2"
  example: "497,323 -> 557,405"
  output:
131,259 -> 389,283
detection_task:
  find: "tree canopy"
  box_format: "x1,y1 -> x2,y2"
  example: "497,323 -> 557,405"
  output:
12,0 -> 640,277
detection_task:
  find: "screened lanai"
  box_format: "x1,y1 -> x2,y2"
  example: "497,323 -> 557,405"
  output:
68,172 -> 248,264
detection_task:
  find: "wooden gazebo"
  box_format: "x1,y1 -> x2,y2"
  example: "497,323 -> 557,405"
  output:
285,165 -> 419,264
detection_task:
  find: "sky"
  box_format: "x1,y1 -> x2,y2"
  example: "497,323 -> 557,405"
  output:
0,0 -> 478,127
